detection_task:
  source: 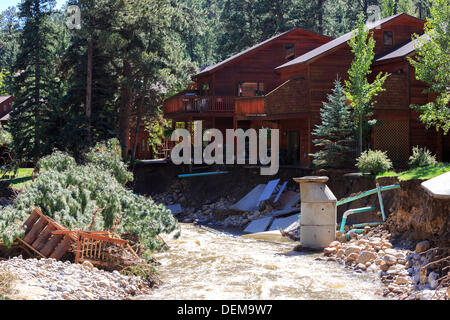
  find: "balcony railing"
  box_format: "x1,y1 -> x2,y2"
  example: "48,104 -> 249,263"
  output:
163,95 -> 235,114
235,96 -> 266,116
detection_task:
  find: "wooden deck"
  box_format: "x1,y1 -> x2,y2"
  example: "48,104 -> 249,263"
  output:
164,94 -> 235,115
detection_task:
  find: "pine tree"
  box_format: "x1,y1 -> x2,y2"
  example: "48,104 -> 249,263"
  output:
310,78 -> 356,168
8,0 -> 59,163
0,7 -> 20,93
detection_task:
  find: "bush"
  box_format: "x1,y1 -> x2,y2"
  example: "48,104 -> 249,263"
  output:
356,149 -> 393,175
0,139 -> 178,251
408,146 -> 437,168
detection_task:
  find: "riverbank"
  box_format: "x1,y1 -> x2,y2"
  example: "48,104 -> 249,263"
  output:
0,256 -> 154,300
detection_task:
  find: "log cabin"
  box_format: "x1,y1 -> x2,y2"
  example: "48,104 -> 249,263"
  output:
163,13 -> 449,167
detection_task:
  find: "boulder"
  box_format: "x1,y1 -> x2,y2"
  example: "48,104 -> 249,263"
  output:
415,240 -> 430,254
345,246 -> 362,256
383,254 -> 397,265
323,247 -> 337,256
358,251 -> 377,265
328,241 -> 341,248
346,253 -> 358,263
380,262 -> 390,272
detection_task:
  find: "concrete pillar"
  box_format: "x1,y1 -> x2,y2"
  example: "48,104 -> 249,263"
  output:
293,176 -> 337,249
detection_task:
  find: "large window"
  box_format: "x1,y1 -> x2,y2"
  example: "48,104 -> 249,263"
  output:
237,82 -> 264,97
383,31 -> 394,46
285,43 -> 295,60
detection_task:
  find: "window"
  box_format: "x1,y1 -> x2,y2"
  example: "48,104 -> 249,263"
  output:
383,31 -> 394,46
141,139 -> 146,152
285,43 -> 295,60
237,82 -> 264,97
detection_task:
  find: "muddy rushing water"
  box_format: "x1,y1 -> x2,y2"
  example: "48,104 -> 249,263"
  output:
148,224 -> 386,300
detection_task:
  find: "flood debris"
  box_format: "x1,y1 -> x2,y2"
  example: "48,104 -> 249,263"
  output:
16,208 -> 141,272
166,204 -> 182,216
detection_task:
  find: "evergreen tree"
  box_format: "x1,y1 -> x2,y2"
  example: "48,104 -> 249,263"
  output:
0,7 -> 20,93
8,0 -> 59,163
310,78 -> 356,168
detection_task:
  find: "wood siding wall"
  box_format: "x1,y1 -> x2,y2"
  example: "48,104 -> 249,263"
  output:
265,79 -> 308,115
196,31 -> 330,98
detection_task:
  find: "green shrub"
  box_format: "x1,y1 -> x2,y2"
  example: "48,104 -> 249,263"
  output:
408,146 -> 437,168
0,139 -> 178,251
356,149 -> 393,175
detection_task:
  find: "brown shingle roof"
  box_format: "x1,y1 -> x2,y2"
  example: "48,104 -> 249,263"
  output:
0,96 -> 12,104
275,13 -> 422,70
375,34 -> 429,62
195,28 -> 331,77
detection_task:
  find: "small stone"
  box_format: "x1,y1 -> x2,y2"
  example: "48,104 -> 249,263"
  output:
356,263 -> 366,271
395,276 -> 411,285
415,240 -> 430,254
380,262 -> 390,271
345,246 -> 362,256
358,251 -> 377,265
323,247 -> 337,255
384,249 -> 397,256
383,254 -> 397,265
328,241 -> 341,248
82,261 -> 94,270
381,242 -> 392,249
112,270 -> 121,277
336,249 -> 345,258
346,252 -> 358,264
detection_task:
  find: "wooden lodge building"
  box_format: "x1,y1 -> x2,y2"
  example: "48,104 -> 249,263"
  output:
163,13 -> 449,167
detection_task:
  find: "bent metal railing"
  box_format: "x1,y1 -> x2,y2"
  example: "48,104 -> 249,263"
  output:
337,183 -> 401,238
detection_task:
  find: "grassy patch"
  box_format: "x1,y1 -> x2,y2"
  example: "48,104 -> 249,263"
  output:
0,168 -> 34,189
376,163 -> 450,181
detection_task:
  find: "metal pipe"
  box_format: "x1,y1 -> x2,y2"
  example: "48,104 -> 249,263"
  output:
339,206 -> 375,233
178,171 -> 229,178
336,184 -> 400,206
376,183 -> 386,221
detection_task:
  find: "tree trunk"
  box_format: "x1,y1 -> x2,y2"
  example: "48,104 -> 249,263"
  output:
119,87 -> 132,161
317,0 -> 325,34
33,1 -> 41,163
131,78 -> 148,171
359,113 -> 363,155
86,38 -> 93,144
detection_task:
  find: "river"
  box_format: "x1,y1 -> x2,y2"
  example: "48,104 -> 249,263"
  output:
148,223 -> 386,300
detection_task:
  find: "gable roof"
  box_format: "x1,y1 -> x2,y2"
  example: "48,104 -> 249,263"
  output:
275,13 -> 424,70
375,34 -> 429,62
0,96 -> 12,104
195,28 -> 331,77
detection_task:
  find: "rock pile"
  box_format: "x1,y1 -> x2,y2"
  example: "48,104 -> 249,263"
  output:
0,256 -> 151,300
323,231 -> 448,300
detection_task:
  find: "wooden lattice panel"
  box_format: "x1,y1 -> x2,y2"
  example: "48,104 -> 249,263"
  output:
374,120 -> 410,166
